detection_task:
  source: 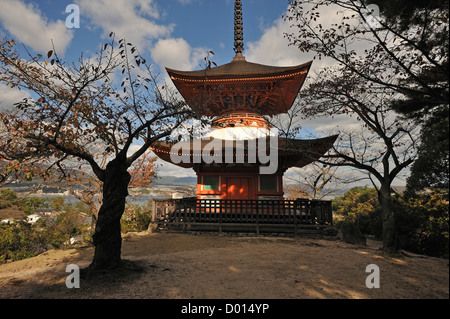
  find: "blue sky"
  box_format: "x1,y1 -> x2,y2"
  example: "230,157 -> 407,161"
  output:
0,0 -> 301,74
0,0 -> 409,186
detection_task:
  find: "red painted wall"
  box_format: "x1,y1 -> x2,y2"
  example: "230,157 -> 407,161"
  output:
196,172 -> 283,200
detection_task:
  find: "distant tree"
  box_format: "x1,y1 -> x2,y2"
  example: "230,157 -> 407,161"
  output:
405,107 -> 449,195
283,182 -> 309,200
65,176 -> 102,230
333,186 -> 382,238
0,35 -> 197,270
0,222 -> 40,262
0,188 -> 19,209
285,161 -> 365,200
394,190 -> 449,258
121,202 -> 153,233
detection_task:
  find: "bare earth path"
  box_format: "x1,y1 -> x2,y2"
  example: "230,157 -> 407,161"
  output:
0,232 -> 448,299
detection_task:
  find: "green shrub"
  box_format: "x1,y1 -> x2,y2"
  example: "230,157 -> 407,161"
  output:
0,189 -> 19,209
121,202 -> 152,233
394,191 -> 449,258
333,186 -> 382,239
333,186 -> 449,257
19,197 -> 50,215
0,222 -> 47,262
0,192 -> 93,263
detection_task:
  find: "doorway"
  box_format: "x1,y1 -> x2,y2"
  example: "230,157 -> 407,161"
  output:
226,177 -> 251,199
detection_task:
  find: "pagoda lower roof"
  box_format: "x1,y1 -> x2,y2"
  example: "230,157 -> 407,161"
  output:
150,135 -> 338,171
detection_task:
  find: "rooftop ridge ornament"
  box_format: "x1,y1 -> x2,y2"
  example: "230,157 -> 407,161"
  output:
233,0 -> 245,60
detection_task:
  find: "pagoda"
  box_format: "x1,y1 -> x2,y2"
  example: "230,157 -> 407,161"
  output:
152,0 -> 337,201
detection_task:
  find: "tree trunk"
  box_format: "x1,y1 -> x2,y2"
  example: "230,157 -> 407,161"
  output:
89,159 -> 130,270
379,184 -> 398,253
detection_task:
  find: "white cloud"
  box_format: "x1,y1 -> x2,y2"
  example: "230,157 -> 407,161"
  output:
245,4 -> 346,72
0,83 -> 31,113
246,15 -> 315,67
151,37 -> 206,72
0,0 -> 73,55
75,0 -> 174,51
74,0 -> 207,81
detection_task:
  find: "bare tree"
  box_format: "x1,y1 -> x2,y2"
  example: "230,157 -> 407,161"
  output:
295,66 -> 418,253
284,0 -> 448,109
285,162 -> 365,199
283,0 -> 432,253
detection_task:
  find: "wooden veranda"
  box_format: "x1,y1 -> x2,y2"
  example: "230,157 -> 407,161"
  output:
152,198 -> 336,236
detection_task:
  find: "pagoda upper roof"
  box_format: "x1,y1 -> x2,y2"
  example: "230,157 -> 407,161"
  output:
166,57 -> 313,117
166,58 -> 312,80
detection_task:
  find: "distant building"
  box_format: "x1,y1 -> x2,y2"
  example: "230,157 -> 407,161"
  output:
36,208 -> 59,216
391,186 -> 407,195
26,213 -> 42,224
171,193 -> 184,199
1,218 -> 17,225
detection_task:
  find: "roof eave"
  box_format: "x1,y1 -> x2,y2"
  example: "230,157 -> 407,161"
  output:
165,60 -> 313,81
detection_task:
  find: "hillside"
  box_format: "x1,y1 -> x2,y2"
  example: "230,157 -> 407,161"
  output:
0,232 -> 448,299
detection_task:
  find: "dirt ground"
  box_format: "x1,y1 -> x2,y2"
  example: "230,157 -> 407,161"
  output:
0,231 -> 448,299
